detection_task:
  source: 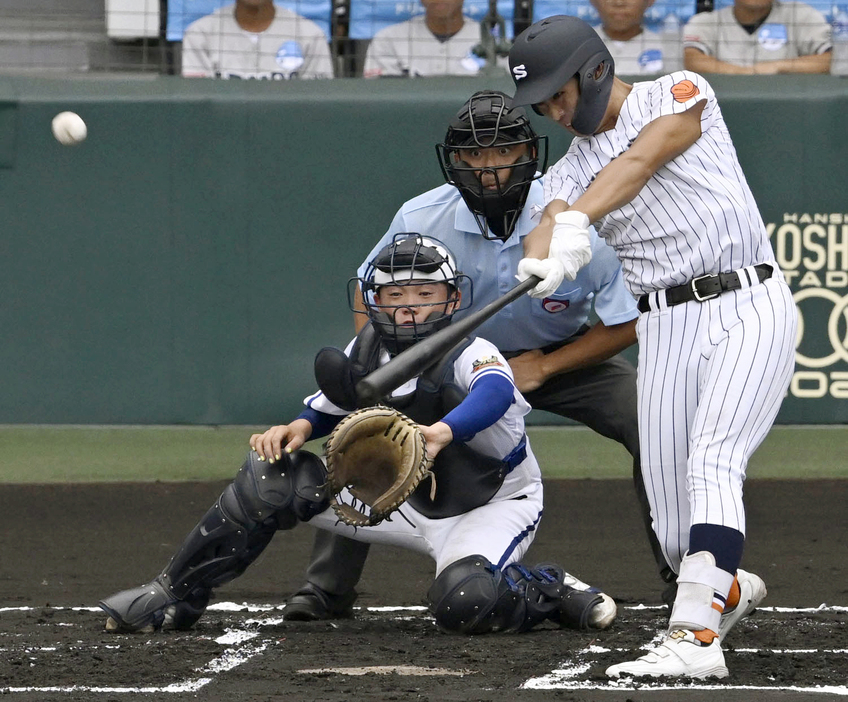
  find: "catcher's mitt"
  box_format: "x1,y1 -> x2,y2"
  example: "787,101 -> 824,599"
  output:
324,406 -> 435,527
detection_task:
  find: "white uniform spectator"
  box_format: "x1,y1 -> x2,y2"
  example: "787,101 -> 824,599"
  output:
590,0 -> 683,74
363,0 -> 507,77
683,0 -> 831,74
181,0 -> 333,79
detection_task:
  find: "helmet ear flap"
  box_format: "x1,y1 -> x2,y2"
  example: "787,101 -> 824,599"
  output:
571,57 -> 614,135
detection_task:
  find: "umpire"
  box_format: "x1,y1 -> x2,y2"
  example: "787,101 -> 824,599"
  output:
283,91 -> 675,621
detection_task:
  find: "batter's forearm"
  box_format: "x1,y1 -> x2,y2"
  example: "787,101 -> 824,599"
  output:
523,200 -> 567,259
571,109 -> 703,222
570,160 -> 652,222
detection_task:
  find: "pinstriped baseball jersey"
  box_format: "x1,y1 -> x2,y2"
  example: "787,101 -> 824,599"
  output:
538,68 -> 797,583
543,70 -> 777,296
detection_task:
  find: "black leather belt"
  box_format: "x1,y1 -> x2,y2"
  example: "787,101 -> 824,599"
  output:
638,264 -> 773,313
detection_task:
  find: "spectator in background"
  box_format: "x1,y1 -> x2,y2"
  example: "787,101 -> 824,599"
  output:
683,0 -> 831,73
590,0 -> 683,74
363,0 -> 506,77
181,0 -> 334,79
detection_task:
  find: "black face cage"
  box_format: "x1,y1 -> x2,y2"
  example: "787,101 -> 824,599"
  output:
436,130 -> 548,241
349,234 -> 473,355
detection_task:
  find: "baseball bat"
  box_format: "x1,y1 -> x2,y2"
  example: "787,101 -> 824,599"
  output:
355,275 -> 540,406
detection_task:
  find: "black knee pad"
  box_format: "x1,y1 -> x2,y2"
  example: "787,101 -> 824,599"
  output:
227,450 -> 329,529
427,555 -> 521,635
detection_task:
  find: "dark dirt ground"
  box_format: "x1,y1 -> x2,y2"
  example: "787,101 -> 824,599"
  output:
0,479 -> 846,701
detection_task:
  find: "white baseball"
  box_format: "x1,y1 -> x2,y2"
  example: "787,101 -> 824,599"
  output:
51,111 -> 87,146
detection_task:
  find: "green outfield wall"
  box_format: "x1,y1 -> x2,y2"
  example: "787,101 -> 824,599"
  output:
1,74 -> 846,425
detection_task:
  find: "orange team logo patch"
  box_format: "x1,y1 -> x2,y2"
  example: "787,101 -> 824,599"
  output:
471,356 -> 504,373
671,79 -> 700,103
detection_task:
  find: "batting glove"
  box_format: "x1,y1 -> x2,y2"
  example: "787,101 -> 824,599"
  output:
550,211 -> 593,281
516,257 -> 566,298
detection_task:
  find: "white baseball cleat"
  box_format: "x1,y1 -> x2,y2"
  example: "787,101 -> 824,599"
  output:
718,569 -> 767,643
606,629 -> 729,679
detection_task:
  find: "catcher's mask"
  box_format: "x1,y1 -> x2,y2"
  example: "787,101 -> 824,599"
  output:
436,90 -> 547,241
356,234 -> 471,356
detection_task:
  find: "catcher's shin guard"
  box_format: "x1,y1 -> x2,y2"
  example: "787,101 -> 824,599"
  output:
101,450 -> 329,631
427,556 -> 613,635
160,450 -> 329,600
428,555 -> 526,634
502,562 -> 614,632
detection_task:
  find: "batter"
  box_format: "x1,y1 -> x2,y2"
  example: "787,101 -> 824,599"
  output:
508,15 -> 798,679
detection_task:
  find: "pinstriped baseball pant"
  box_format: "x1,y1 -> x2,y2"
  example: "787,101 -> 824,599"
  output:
636,276 -> 798,572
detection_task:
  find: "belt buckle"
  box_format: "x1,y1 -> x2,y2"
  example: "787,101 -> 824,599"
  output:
690,274 -> 720,302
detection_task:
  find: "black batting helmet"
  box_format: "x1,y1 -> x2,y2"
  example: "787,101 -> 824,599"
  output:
508,15 -> 614,135
436,90 -> 547,241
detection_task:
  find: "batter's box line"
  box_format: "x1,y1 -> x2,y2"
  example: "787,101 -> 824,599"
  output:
1,603 -> 846,695
0,604 -> 435,696
0,634 -> 272,695
521,641 -> 848,695
1,602 -> 844,614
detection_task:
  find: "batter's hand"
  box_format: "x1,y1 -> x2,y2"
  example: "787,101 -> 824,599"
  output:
250,419 -> 312,463
550,211 -> 592,280
507,349 -> 548,394
517,257 -> 566,298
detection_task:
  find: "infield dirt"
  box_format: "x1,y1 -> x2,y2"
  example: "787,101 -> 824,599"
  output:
1,479 -> 846,701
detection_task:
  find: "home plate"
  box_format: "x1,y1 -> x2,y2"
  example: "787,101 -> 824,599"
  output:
298,665 -> 474,676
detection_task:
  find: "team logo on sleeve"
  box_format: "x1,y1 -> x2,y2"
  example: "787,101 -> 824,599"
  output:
471,356 -> 504,373
670,79 -> 699,103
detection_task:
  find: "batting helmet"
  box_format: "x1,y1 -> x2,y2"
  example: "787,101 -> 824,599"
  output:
508,15 -> 614,135
359,234 -> 470,355
436,91 -> 547,241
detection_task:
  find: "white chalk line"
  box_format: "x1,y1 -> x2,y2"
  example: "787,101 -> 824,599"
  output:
1,603 -> 845,695
522,607 -> 848,696
0,603 -> 435,694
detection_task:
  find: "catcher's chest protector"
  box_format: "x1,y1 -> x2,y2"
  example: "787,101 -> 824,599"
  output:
347,329 -> 511,519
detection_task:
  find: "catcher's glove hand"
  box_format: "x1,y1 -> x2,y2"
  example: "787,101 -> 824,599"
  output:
324,406 -> 435,527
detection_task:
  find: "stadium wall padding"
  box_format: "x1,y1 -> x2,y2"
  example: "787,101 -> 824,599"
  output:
1,74 -> 846,424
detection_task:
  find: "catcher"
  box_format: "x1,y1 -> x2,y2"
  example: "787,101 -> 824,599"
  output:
99,234 -> 617,635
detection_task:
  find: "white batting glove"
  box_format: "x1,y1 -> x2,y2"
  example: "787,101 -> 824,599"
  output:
516,257 -> 566,298
550,211 -> 593,281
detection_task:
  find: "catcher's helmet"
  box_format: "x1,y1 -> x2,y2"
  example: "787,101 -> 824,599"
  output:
358,234 -> 471,355
508,15 -> 614,135
436,91 -> 547,241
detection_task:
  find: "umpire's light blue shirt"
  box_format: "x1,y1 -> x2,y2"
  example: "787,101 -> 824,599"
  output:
357,180 -> 638,353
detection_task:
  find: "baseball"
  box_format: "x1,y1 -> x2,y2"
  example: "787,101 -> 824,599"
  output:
51,111 -> 87,146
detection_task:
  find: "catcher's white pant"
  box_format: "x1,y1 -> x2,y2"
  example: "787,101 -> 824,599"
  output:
637,275 -> 797,572
308,453 -> 544,577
